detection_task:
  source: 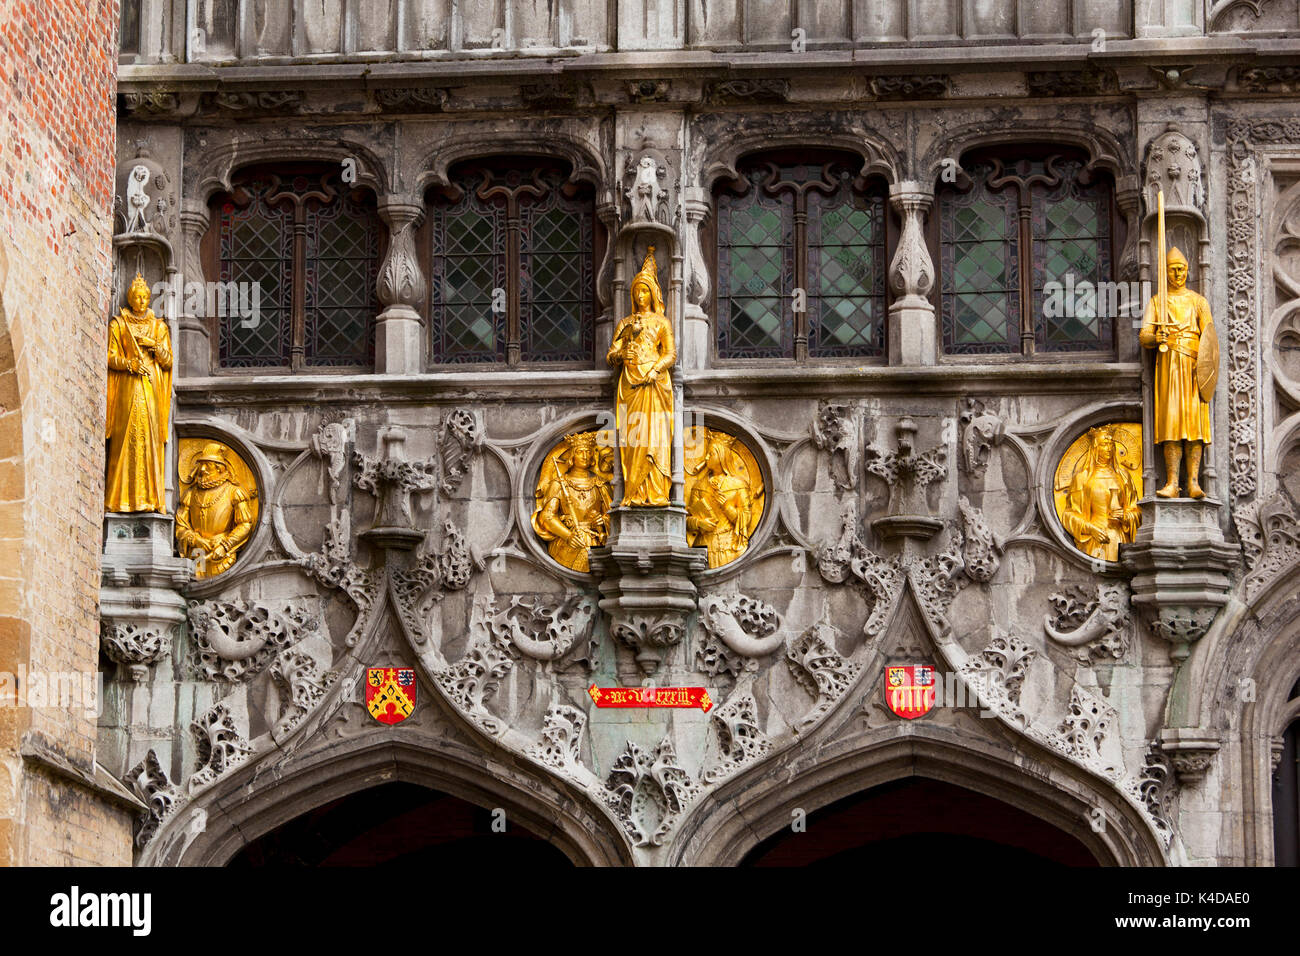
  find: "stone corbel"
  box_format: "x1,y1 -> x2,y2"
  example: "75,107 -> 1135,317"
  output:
353,426 -> 437,551
1158,728 -> 1220,785
178,202 -> 212,377
886,181 -> 936,366
375,198 -> 428,375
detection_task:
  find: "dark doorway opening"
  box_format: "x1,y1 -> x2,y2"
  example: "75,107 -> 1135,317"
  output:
228,782 -> 574,867
741,777 -> 1101,867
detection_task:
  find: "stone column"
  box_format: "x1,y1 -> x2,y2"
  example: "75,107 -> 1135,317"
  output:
375,198 -> 428,375
680,187 -> 711,372
887,181 -> 936,366
178,202 -> 211,377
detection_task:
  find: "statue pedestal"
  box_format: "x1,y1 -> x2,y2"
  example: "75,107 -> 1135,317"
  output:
588,506 -> 707,676
100,513 -> 192,681
1122,497 -> 1237,661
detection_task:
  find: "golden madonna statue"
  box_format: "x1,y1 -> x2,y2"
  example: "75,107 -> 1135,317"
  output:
176,439 -> 259,578
531,430 -> 615,572
685,428 -> 765,569
1053,424 -> 1143,562
607,247 -> 675,506
1138,192 -> 1218,499
106,273 -> 173,513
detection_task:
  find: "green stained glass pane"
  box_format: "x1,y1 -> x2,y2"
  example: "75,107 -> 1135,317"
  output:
729,297 -> 783,351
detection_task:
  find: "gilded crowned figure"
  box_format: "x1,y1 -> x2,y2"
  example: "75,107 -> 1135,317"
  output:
106,273 -> 173,513
1139,244 -> 1218,498
1057,425 -> 1142,562
531,431 -> 614,572
607,247 -> 675,506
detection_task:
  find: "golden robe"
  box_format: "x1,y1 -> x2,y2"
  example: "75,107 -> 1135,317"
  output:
607,311 -> 675,506
105,309 -> 172,513
1060,464 -> 1141,562
531,473 -> 612,573
687,473 -> 755,568
1139,289 -> 1212,444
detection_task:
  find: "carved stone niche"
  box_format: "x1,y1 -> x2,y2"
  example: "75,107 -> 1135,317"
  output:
588,507 -> 707,675
100,513 -> 192,680
1122,499 -> 1236,662
865,418 -> 948,553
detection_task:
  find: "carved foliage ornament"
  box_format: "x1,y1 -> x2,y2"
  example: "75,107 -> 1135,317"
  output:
187,598 -> 319,682
1144,130 -> 1205,214
604,737 -> 697,847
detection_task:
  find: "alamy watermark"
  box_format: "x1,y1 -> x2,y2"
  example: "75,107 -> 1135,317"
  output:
148,277 -> 262,330
0,667 -> 102,719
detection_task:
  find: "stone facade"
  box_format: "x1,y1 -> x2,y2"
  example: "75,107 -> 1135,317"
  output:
0,1 -> 137,866
84,0 -> 1300,865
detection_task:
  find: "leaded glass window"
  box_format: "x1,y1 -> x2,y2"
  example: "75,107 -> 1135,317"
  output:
428,162 -> 594,366
213,167 -> 381,370
716,155 -> 886,361
940,152 -> 1115,357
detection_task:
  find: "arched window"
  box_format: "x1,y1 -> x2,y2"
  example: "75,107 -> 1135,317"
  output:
937,149 -> 1117,356
714,152 -> 888,361
1275,678 -> 1300,867
208,165 -> 382,370
425,159 -> 596,365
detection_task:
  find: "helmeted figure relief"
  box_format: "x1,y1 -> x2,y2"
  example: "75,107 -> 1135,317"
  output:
175,441 -> 256,578
531,431 -> 614,572
1056,424 -> 1142,562
607,247 -> 675,506
106,273 -> 173,514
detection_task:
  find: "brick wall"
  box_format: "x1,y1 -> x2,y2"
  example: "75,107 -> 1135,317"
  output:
0,0 -> 130,865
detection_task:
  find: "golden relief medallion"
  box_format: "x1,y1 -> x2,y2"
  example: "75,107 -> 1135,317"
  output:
176,438 -> 260,579
684,426 -> 765,569
1053,423 -> 1143,563
531,430 -> 616,572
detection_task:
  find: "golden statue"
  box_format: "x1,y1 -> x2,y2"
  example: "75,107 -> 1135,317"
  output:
607,247 -> 675,506
685,427 -> 765,569
106,273 -> 173,513
531,430 -> 615,572
1054,423 -> 1143,562
176,439 -> 258,578
1139,192 -> 1218,498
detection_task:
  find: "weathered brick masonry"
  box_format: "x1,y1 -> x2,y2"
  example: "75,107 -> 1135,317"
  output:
0,0 -> 133,866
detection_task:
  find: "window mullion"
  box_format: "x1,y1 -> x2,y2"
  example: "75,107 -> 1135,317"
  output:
1016,191 -> 1034,356
793,192 -> 809,362
291,203 -> 308,370
504,195 -> 522,366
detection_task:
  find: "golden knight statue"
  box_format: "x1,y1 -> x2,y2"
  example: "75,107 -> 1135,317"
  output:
105,273 -> 173,513
176,441 -> 256,578
1138,192 -> 1218,498
1056,424 -> 1143,562
607,247 -> 675,506
531,431 -> 614,572
686,429 -> 764,569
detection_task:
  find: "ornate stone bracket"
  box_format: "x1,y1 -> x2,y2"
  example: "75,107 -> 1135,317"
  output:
1158,728 -> 1221,785
959,398 -> 1006,477
1122,499 -> 1236,661
100,513 -> 192,681
588,508 -> 707,675
864,417 -> 948,549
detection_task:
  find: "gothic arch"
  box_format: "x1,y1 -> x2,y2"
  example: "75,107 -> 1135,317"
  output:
414,127 -> 607,194
920,121 -> 1133,188
672,729 -> 1166,866
695,124 -> 900,191
188,138 -> 389,203
148,732 -> 633,867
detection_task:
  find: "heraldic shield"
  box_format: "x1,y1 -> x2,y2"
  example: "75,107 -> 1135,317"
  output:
885,665 -> 936,720
366,667 -> 416,725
